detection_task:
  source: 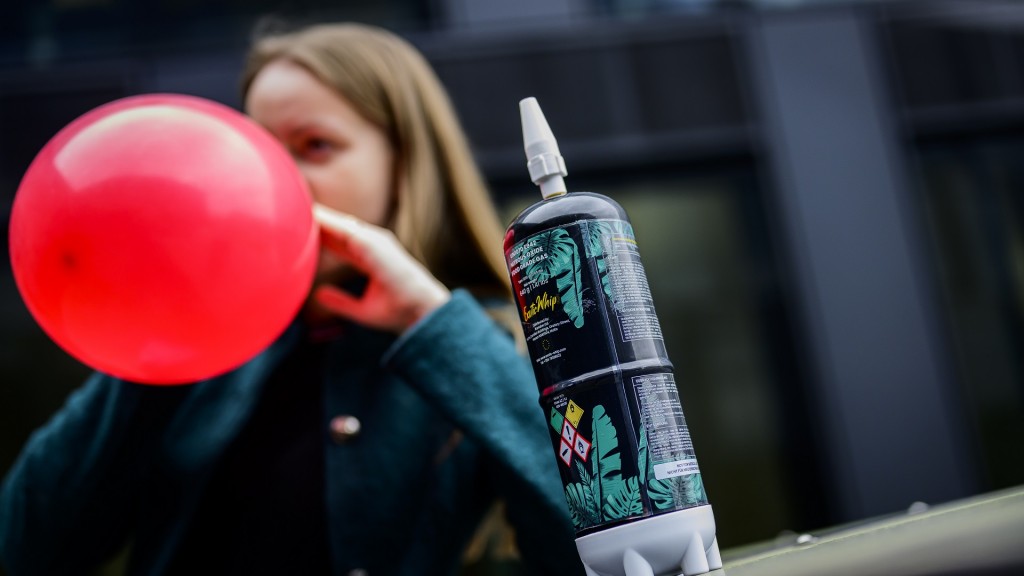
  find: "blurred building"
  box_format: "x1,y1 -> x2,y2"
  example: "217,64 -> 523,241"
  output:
1,0 -> 1022,553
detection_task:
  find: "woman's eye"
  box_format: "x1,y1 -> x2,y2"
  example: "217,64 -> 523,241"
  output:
297,137 -> 333,160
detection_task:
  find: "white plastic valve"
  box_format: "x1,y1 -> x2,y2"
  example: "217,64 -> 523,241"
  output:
519,97 -> 568,199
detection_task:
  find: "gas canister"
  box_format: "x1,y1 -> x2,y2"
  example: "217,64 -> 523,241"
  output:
504,98 -> 722,576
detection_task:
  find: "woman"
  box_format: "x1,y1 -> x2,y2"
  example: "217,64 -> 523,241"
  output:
0,23 -> 583,576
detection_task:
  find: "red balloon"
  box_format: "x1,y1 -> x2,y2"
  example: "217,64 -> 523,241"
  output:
9,94 -> 318,385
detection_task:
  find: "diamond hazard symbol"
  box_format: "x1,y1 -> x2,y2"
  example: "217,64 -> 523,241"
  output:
561,419 -> 576,446
549,406 -> 564,433
558,440 -> 573,466
565,400 -> 584,428
574,434 -> 591,461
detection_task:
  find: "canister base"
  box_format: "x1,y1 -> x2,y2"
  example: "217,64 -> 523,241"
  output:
576,505 -> 721,576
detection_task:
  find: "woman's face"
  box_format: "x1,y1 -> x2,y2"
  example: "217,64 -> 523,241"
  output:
245,58 -> 395,281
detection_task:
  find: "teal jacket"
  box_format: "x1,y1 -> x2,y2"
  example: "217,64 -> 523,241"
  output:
0,290 -> 584,575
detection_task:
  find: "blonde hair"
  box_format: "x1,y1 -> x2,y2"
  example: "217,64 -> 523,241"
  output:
242,23 -> 510,299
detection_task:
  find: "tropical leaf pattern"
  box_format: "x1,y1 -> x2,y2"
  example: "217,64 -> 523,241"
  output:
583,220 -> 635,311
648,473 -> 707,510
648,475 -> 678,511
523,228 -> 584,328
639,423 -> 707,511
604,475 -> 642,519
562,403 -> 641,530
576,459 -> 598,516
590,404 -> 623,518
678,472 -> 707,507
584,221 -> 615,305
561,401 -> 708,531
638,424 -> 649,486
565,482 -> 600,530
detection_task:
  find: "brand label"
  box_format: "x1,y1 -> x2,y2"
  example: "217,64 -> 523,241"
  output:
506,219 -> 668,391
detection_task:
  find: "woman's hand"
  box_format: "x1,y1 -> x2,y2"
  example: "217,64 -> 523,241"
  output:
311,204 -> 451,334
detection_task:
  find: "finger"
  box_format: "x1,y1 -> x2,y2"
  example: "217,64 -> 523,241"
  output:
313,284 -> 367,324
314,204 -> 368,238
313,204 -> 375,271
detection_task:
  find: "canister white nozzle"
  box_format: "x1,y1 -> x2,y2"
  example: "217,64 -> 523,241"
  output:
519,97 -> 567,199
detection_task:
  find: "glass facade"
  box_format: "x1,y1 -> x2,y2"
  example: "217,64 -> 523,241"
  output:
913,137 -> 1024,492
886,0 -> 1024,497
